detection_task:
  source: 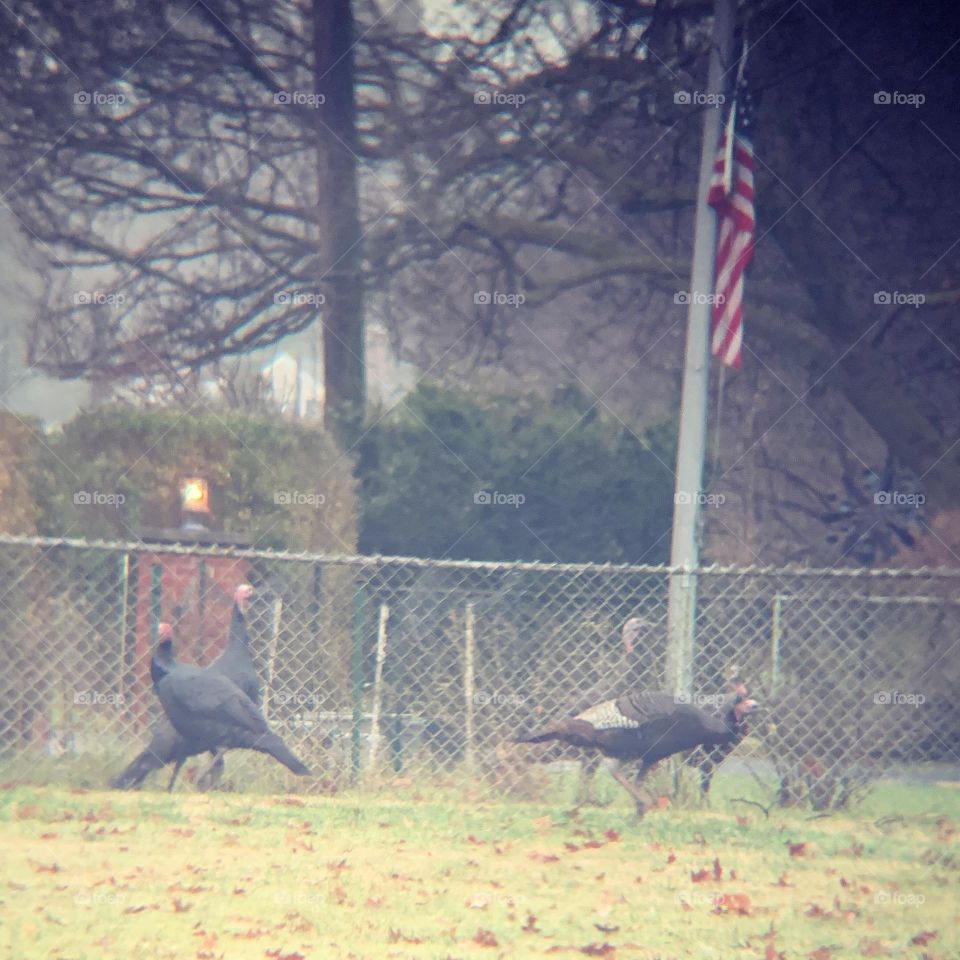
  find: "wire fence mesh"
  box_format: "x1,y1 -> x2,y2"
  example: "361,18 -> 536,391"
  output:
0,534 -> 957,807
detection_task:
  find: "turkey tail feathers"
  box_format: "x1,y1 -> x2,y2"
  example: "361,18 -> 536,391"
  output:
514,719 -> 595,746
514,723 -> 565,745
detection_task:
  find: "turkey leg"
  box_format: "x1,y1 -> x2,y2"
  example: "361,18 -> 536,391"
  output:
167,757 -> 187,793
611,762 -> 652,817
576,754 -> 607,806
198,748 -> 227,787
196,752 -> 227,790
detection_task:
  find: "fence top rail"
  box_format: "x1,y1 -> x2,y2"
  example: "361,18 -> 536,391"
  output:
1,533 -> 959,580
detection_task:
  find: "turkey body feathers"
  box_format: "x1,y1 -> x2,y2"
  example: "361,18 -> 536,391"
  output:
156,664 -> 310,777
516,693 -> 742,764
206,600 -> 261,704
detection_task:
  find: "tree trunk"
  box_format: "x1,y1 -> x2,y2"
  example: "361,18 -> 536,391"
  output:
313,0 -> 365,436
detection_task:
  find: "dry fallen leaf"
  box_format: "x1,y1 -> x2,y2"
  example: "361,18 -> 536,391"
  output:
910,931 -> 938,946
473,928 -> 499,947
714,893 -> 751,916
388,929 -> 423,944
529,851 -> 560,863
858,937 -> 891,956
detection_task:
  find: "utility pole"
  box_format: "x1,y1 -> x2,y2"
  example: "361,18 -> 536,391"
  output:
665,0 -> 736,698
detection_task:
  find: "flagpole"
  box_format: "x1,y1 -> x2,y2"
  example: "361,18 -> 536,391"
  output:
665,0 -> 736,698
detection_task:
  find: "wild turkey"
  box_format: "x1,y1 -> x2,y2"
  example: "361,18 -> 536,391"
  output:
516,684 -> 758,815
538,618 -> 733,807
151,631 -> 310,780
111,584 -> 258,791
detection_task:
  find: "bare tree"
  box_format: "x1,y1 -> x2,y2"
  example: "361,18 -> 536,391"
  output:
0,0 -> 366,428
360,0 -> 960,549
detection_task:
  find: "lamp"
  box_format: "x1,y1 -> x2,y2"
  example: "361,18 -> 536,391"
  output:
179,476 -> 210,528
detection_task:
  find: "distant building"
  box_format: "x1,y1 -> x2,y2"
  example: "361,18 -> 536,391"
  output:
1,209 -> 414,425
0,210 -> 91,423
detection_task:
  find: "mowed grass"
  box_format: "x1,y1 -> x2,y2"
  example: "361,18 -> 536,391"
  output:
0,778 -> 957,960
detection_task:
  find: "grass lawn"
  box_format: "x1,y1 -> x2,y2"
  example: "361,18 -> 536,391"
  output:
0,777 -> 957,959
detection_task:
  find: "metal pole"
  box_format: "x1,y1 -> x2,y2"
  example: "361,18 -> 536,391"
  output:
350,584 -> 366,778
366,603 -> 390,776
463,602 -> 477,772
666,0 -> 736,698
263,597 -> 283,722
118,552 -> 129,703
770,594 -> 783,694
150,564 -> 163,641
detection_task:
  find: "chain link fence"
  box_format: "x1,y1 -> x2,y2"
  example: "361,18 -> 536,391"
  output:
0,534 -> 957,807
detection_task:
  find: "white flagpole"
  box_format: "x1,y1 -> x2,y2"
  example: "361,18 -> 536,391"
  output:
665,0 -> 736,698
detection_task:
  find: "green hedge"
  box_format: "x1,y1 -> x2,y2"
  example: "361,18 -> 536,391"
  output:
31,405 -> 357,552
357,384 -> 675,562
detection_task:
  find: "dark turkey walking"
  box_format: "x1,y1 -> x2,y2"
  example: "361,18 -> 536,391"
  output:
515,684 -> 757,815
111,584 -> 259,791
151,631 -> 310,780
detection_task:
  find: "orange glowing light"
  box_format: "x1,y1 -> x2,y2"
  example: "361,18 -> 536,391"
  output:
179,477 -> 210,514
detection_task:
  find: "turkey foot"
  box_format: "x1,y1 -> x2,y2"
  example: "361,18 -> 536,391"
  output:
611,765 -> 651,818
196,753 -> 227,790
198,748 -> 227,787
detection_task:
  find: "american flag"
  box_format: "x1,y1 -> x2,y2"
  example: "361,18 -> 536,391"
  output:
707,94 -> 755,368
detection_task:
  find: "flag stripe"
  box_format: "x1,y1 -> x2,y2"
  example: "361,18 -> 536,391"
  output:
708,122 -> 755,369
